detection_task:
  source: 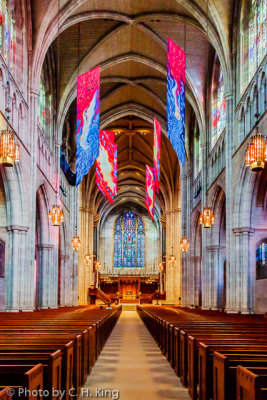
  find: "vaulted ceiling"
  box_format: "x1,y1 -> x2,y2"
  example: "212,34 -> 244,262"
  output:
32,0 -> 235,219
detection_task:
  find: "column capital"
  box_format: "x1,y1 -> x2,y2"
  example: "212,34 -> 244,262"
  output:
37,244 -> 54,250
206,245 -> 225,251
233,227 -> 255,235
224,92 -> 233,101
7,225 -> 29,232
165,208 -> 181,215
191,256 -> 201,262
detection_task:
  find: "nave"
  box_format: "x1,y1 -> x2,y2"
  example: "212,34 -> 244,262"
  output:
83,311 -> 190,400
2,304 -> 267,400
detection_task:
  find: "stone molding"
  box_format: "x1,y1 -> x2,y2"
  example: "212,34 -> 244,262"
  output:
7,225 -> 29,232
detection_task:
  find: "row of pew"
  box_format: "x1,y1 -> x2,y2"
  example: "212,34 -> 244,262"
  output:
137,305 -> 267,400
0,305 -> 122,400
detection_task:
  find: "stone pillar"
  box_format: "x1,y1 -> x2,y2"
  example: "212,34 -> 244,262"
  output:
78,206 -> 94,305
208,245 -> 224,310
224,93 -> 235,313
28,90 -> 39,308
192,256 -> 201,306
36,244 -> 54,309
240,228 -> 255,313
165,208 -> 181,304
5,225 -> 31,312
233,228 -> 242,311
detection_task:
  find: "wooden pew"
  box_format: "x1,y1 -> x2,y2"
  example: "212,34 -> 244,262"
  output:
213,352 -> 267,400
236,366 -> 267,400
0,364 -> 43,400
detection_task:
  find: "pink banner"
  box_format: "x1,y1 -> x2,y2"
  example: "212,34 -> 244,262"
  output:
167,38 -> 185,165
76,66 -> 100,186
145,165 -> 155,219
153,117 -> 161,194
96,130 -> 117,204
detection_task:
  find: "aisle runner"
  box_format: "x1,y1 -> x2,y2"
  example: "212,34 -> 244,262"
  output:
81,311 -> 190,400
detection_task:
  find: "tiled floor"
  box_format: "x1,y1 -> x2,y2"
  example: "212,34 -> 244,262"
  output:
81,311 -> 190,400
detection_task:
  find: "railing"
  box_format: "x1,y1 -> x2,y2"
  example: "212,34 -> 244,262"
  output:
192,171 -> 202,209
235,55 -> 267,151
60,170 -> 71,210
0,54 -> 29,148
37,125 -> 54,183
207,129 -> 226,188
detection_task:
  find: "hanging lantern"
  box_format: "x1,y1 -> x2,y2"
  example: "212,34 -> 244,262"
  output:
95,261 -> 101,270
158,262 -> 164,271
72,235 -> 81,251
180,236 -> 190,252
48,205 -> 64,226
168,247 -> 176,265
200,208 -> 215,228
84,253 -> 92,265
0,129 -> 20,166
246,132 -> 266,171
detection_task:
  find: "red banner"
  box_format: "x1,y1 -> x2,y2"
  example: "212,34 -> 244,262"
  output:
153,117 -> 161,194
96,130 -> 117,204
145,165 -> 155,219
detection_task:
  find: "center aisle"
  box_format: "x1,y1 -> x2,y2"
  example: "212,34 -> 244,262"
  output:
82,311 -> 191,400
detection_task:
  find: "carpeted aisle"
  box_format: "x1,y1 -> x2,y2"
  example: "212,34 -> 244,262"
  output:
81,311 -> 190,400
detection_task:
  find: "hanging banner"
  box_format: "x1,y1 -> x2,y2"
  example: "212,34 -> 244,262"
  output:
145,165 -> 155,219
76,66 -> 100,186
96,130 -> 117,204
153,117 -> 161,194
113,146 -> 118,197
167,38 -> 185,166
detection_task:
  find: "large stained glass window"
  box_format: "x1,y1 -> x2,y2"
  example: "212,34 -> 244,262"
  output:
114,211 -> 145,268
211,67 -> 226,148
249,0 -> 267,81
38,69 -> 53,143
0,0 -> 16,70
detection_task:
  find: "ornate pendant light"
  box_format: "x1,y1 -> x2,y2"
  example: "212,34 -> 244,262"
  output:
49,204 -> 64,226
180,236 -> 190,252
168,246 -> 176,265
245,0 -> 266,172
0,128 -> 20,166
158,261 -> 164,271
72,234 -> 81,251
246,132 -> 266,171
200,207 -> 215,228
95,261 -> 101,270
84,244 -> 92,265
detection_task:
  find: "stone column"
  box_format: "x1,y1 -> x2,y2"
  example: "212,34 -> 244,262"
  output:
224,93 -> 235,313
78,206 -> 94,305
36,244 -> 54,309
207,245 -> 224,310
165,208 -> 181,304
5,225 -> 30,311
240,228 -> 255,313
28,90 -> 39,309
192,256 -> 201,307
233,228 -> 242,311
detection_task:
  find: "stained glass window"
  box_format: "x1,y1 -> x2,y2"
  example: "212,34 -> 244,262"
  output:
38,69 -> 53,142
256,240 -> 267,279
0,0 -> 15,70
114,211 -> 145,268
249,0 -> 267,80
194,122 -> 202,177
211,68 -> 226,148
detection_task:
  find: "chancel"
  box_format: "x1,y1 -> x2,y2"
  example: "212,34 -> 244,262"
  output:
0,0 -> 266,399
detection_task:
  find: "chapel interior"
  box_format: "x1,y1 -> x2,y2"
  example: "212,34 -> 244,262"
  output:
0,0 -> 266,399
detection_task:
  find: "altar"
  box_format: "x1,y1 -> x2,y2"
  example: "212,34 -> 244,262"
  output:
119,277 -> 140,303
